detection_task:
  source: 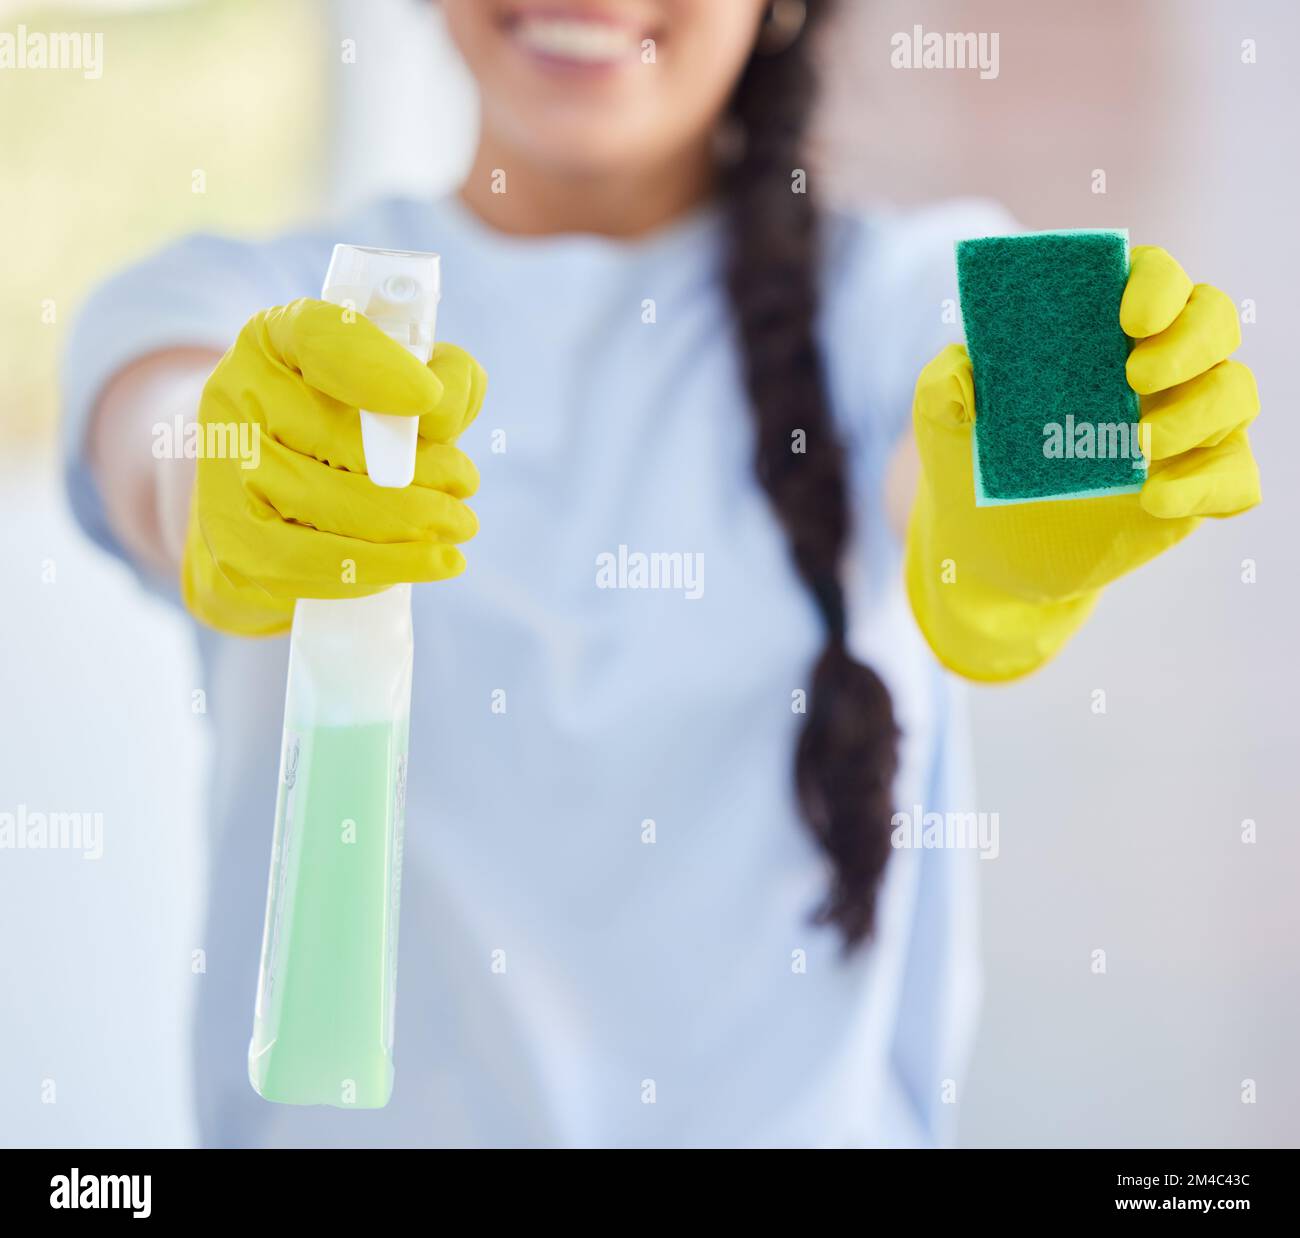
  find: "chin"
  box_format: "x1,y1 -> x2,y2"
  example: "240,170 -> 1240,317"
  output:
499,111 -> 664,176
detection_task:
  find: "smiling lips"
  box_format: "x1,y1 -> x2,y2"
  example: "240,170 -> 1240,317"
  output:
506,11 -> 648,67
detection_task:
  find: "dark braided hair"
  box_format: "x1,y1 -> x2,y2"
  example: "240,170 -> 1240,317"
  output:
723,0 -> 900,948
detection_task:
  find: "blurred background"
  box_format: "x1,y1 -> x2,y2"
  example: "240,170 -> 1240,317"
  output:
1,0 -> 1296,1146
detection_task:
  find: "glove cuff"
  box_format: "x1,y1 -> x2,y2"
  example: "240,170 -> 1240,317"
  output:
180,511 -> 293,638
903,502 -> 1101,683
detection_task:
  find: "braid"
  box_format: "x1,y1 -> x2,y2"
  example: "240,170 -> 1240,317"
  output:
722,0 -> 900,947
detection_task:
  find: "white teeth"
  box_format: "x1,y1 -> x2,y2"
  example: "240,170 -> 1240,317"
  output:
514,17 -> 638,63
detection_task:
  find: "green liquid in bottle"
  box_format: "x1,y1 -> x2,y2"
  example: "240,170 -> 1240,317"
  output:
249,720 -> 408,1108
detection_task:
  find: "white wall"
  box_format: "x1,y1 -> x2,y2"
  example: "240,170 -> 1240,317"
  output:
0,460 -> 204,1146
955,0 -> 1300,1148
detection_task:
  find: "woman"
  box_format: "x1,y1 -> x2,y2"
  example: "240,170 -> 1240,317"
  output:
64,0 -> 1259,1146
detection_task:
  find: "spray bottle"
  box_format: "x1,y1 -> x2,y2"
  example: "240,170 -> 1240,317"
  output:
248,245 -> 440,1108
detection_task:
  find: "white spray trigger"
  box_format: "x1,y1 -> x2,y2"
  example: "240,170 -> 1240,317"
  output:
320,244 -> 442,489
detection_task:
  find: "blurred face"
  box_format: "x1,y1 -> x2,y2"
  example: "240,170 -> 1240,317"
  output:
442,0 -> 768,175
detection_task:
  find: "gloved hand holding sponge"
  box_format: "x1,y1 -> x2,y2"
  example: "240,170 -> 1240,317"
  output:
181,298 -> 486,637
906,242 -> 1261,681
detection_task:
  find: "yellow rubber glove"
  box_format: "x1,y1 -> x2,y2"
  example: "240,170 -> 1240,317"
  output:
905,246 -> 1261,682
181,298 -> 485,637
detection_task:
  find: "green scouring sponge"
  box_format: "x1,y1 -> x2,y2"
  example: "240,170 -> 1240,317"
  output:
956,229 -> 1145,505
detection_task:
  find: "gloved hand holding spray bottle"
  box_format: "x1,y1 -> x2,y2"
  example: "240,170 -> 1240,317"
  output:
248,245 -> 442,1108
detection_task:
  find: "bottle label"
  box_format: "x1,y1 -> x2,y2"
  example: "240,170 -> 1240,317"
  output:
257,730 -> 301,1017
385,745 -> 407,1053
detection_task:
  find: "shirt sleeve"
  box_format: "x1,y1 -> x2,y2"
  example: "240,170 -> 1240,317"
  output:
59,229 -> 332,568
822,197 -> 1019,472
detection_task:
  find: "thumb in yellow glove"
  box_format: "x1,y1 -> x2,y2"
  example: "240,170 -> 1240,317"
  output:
181,298 -> 486,637
905,245 -> 1261,682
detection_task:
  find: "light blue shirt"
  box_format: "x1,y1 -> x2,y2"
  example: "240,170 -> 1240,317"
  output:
63,192 -> 1011,1147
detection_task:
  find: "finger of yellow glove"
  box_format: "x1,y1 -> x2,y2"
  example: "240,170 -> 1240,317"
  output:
1126,283 -> 1241,395
1139,360 -> 1260,461
256,382 -> 367,472
247,437 -> 479,544
1139,428 -> 1261,519
414,437 -> 481,498
913,344 -> 976,430
1120,245 -> 1193,339
259,299 -> 444,414
245,518 -> 467,599
254,385 -> 481,497
419,342 -> 488,444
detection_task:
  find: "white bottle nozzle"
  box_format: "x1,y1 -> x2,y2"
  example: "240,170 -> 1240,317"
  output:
320,244 -> 441,489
